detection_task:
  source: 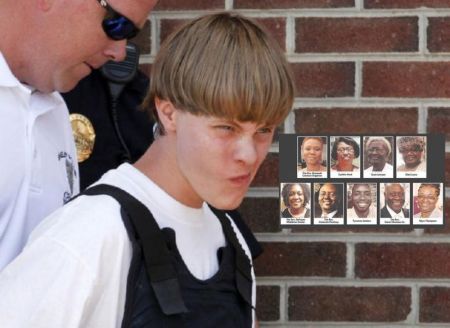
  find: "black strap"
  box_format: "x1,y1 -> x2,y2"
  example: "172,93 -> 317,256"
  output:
83,184 -> 188,315
209,207 -> 253,308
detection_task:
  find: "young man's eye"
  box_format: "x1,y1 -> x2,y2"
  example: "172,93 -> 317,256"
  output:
257,127 -> 273,134
216,125 -> 234,131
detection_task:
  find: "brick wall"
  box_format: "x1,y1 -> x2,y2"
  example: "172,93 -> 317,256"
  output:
135,1 -> 450,326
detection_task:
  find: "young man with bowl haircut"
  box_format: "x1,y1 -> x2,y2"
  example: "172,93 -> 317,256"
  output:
0,12 -> 294,327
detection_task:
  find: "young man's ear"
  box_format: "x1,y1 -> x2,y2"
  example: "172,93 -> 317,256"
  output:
155,97 -> 177,133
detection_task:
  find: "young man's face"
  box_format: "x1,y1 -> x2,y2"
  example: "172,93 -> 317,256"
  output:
175,111 -> 275,210
351,184 -> 372,213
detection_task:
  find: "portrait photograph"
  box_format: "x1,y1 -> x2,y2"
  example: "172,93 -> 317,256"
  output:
396,136 -> 427,178
363,136 -> 394,179
412,183 -> 444,225
330,136 -> 361,179
297,136 -> 328,179
379,183 -> 411,225
313,183 -> 344,225
280,183 -> 312,225
346,183 -> 377,225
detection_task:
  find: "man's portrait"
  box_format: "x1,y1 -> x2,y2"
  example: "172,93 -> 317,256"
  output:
313,183 -> 344,225
380,183 -> 410,225
346,183 -> 377,225
363,136 -> 394,178
413,183 -> 444,225
396,136 -> 427,178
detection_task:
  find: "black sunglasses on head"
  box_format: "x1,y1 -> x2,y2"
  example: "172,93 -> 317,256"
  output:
96,0 -> 140,40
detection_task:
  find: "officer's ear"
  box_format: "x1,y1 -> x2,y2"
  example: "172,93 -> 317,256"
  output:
155,97 -> 177,134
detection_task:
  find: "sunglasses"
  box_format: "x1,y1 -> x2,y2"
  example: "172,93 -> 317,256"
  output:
96,0 -> 140,40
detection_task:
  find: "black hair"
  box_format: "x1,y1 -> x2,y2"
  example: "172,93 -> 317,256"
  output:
331,137 -> 360,160
281,183 -> 310,207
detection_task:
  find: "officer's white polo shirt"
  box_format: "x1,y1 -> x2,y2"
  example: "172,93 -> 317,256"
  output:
0,52 -> 79,270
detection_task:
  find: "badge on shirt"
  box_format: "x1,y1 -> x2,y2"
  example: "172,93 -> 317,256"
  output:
70,113 -> 96,162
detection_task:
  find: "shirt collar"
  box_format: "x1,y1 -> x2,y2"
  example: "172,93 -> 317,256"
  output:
322,209 -> 338,218
386,205 -> 405,218
0,52 -> 22,88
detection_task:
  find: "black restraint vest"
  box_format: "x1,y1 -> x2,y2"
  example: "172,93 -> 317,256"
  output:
83,184 -> 253,328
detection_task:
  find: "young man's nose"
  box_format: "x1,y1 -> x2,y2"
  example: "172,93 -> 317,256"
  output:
234,138 -> 258,165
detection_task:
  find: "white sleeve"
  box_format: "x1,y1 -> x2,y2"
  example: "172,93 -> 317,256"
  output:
0,236 -> 96,328
0,196 -> 132,328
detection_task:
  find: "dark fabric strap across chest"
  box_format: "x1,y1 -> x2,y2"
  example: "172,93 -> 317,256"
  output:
83,184 -> 253,328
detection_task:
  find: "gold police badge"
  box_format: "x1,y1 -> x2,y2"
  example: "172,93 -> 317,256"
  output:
70,113 -> 96,163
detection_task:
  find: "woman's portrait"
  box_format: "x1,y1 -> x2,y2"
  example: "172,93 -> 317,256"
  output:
280,183 -> 311,225
330,136 -> 361,178
413,183 -> 443,225
396,136 -> 427,178
363,136 -> 394,178
297,137 -> 327,178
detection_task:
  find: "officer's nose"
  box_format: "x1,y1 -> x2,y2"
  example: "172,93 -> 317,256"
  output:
104,39 -> 127,62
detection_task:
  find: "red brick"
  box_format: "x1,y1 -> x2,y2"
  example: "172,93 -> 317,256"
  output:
428,18 -> 450,52
256,286 -> 280,321
235,0 -> 354,8
256,18 -> 286,51
295,17 -> 418,53
365,0 -> 450,9
138,64 -> 152,78
155,0 -> 224,10
273,125 -> 283,144
363,62 -> 450,98
251,153 -> 278,187
160,19 -> 189,46
356,243 -> 450,278
295,108 -> 418,134
428,108 -> 450,141
131,20 -> 151,54
254,242 -> 346,276
289,286 -> 411,321
420,287 -> 450,322
292,62 -> 354,97
238,198 -> 281,233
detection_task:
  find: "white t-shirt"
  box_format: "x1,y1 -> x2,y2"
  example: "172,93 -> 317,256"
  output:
0,52 -> 79,270
0,163 -> 255,327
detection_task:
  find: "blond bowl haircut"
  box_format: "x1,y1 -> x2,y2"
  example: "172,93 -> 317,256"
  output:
143,12 -> 294,135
